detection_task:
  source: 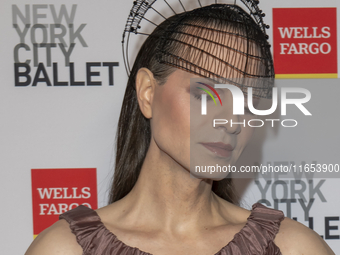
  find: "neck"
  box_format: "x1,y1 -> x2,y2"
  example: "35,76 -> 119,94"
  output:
117,139 -> 229,235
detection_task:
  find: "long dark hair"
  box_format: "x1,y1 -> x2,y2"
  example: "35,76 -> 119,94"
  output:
109,4 -> 273,205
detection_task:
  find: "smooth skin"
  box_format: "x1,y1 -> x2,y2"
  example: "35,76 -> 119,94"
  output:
25,68 -> 335,255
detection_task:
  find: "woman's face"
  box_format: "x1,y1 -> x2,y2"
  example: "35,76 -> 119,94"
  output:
146,22 -> 265,180
150,68 -> 259,180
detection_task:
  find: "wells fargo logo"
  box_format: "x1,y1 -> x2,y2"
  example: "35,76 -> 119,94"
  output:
273,8 -> 337,78
31,168 -> 97,238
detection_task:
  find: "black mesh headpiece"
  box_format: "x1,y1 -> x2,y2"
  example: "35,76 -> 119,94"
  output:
122,0 -> 275,98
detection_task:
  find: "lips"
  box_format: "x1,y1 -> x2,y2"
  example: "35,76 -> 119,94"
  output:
200,142 -> 234,158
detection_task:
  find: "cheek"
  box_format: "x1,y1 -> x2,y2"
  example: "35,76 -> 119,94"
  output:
240,125 -> 255,144
236,119 -> 255,156
166,94 -> 189,127
152,89 -> 190,156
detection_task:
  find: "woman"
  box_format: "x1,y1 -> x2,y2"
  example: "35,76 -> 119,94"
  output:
25,2 -> 335,255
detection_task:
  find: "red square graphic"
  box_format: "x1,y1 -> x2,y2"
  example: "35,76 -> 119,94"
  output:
31,168 -> 97,237
273,8 -> 337,78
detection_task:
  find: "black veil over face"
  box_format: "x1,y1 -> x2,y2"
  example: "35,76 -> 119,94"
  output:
156,4 -> 274,98
123,1 -> 275,98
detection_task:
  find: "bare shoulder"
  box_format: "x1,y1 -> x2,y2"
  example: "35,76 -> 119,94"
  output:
25,219 -> 82,255
274,217 -> 335,255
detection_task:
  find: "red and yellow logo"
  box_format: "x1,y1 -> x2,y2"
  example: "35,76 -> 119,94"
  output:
273,8 -> 337,78
31,168 -> 97,239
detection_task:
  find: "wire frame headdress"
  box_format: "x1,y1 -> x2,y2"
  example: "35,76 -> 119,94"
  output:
122,0 -> 274,98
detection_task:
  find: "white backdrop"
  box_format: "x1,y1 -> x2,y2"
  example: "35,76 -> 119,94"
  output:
0,0 -> 339,254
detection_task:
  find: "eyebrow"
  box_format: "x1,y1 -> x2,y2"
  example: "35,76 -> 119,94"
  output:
198,77 -> 220,85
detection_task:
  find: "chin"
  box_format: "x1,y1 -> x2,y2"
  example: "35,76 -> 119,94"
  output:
189,170 -> 230,180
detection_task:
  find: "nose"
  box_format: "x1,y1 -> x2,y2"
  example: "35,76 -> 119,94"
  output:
213,116 -> 242,135
213,106 -> 242,135
229,114 -> 242,134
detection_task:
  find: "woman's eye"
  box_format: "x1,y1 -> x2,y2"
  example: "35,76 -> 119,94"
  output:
193,94 -> 202,100
192,93 -> 215,101
192,87 -> 220,101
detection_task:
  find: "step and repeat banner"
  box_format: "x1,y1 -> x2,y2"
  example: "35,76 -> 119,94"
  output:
0,0 -> 339,254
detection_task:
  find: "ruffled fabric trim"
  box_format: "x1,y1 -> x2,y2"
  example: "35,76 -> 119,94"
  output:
59,203 -> 284,255
216,203 -> 284,255
60,205 -> 151,255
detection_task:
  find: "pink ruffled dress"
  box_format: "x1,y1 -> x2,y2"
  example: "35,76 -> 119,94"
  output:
59,202 -> 284,255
